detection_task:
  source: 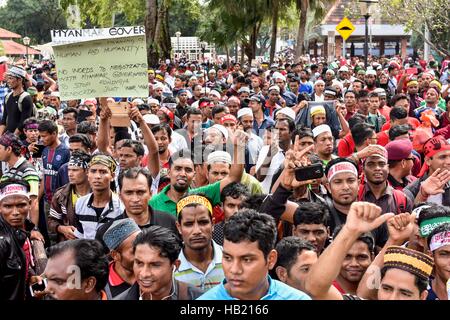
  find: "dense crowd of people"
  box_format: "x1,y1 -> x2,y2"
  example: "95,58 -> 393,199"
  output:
0,52 -> 450,301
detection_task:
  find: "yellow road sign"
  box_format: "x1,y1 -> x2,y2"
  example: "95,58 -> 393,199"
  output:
336,17 -> 355,41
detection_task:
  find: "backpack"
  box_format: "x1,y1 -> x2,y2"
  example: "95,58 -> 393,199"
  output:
4,91 -> 37,117
357,183 -> 406,214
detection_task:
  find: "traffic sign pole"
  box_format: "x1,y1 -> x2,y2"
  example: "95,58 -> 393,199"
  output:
343,39 -> 346,58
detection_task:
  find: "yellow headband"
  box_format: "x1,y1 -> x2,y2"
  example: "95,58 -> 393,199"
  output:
430,80 -> 442,91
407,80 -> 418,87
176,195 -> 213,215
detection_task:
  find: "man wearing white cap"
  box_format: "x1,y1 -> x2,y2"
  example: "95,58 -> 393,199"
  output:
266,85 -> 283,117
204,124 -> 228,147
148,98 -> 160,114
312,80 -> 325,102
237,107 -> 263,168
275,107 -> 296,122
206,151 -> 263,195
313,124 -> 336,167
274,73 -> 297,107
0,66 -> 34,136
364,69 -> 377,92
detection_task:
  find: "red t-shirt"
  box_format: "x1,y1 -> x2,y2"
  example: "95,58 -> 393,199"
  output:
377,130 -> 390,146
381,117 -> 420,131
338,133 -> 355,157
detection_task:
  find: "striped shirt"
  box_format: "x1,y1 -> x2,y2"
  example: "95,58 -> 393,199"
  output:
74,192 -> 125,240
0,157 -> 40,196
174,240 -> 224,291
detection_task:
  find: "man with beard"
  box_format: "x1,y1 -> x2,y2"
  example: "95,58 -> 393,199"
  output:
42,239 -> 109,300
115,226 -> 202,300
359,147 -> 413,214
364,70 -> 377,92
174,194 -> 224,291
237,108 -> 263,169
351,79 -> 364,95
103,218 -> 141,299
149,130 -> 245,216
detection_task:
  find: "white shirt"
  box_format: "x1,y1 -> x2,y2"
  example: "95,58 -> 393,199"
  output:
169,130 -> 188,153
255,145 -> 285,194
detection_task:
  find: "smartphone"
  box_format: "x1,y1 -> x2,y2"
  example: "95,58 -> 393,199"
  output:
295,163 -> 324,182
30,279 -> 47,297
32,144 -> 46,158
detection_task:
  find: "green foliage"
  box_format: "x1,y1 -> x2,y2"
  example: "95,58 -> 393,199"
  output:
0,0 -> 67,44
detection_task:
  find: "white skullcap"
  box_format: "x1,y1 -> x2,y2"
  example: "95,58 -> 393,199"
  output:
184,70 -> 193,76
338,66 -> 349,72
209,90 -> 221,99
147,98 -> 160,105
314,80 -> 325,86
207,150 -> 232,165
237,107 -> 253,119
132,98 -> 144,105
272,72 -> 286,82
374,88 -> 387,96
332,80 -> 343,90
366,69 -> 377,76
312,124 -> 332,138
143,114 -> 160,125
191,100 -> 200,109
276,107 -> 295,121
50,91 -> 60,98
326,69 -> 335,75
268,85 -> 280,93
153,82 -> 165,90
238,87 -> 251,94
208,124 -> 229,140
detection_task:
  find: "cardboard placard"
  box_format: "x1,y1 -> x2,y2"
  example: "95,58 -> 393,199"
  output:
52,34 -> 148,100
108,101 -> 130,127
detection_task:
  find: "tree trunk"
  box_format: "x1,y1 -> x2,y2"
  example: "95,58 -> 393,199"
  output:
269,0 -> 279,64
241,41 -> 246,64
225,44 -> 230,67
145,0 -> 158,66
295,0 -> 309,61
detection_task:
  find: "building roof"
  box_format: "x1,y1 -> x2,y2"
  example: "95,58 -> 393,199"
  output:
0,27 -> 21,39
1,40 -> 40,55
322,0 -> 395,25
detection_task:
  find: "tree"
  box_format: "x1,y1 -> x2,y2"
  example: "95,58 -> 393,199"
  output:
0,0 -> 67,44
376,0 -> 449,57
294,0 -> 331,60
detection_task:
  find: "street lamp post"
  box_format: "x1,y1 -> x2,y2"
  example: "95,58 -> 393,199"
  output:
200,41 -> 207,95
175,31 -> 181,59
23,36 -> 30,66
363,13 -> 370,68
358,0 -> 378,68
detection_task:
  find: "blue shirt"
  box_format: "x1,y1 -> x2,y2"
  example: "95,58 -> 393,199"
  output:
197,276 -> 311,300
42,143 -> 70,202
299,81 -> 313,95
253,116 -> 275,137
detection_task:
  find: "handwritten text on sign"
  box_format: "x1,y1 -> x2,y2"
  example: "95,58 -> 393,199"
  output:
53,35 -> 148,100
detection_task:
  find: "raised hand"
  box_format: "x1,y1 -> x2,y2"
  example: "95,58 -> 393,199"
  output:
421,168 -> 450,197
345,202 -> 394,234
387,213 -> 415,244
281,143 -> 315,190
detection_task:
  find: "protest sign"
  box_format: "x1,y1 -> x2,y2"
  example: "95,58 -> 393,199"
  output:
108,101 -> 131,127
50,26 -> 146,45
53,35 -> 148,100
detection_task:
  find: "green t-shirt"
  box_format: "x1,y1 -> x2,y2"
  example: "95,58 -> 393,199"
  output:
149,181 -> 222,216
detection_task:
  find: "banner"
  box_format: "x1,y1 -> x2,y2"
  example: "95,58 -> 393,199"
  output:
50,26 -> 146,45
53,35 -> 148,100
